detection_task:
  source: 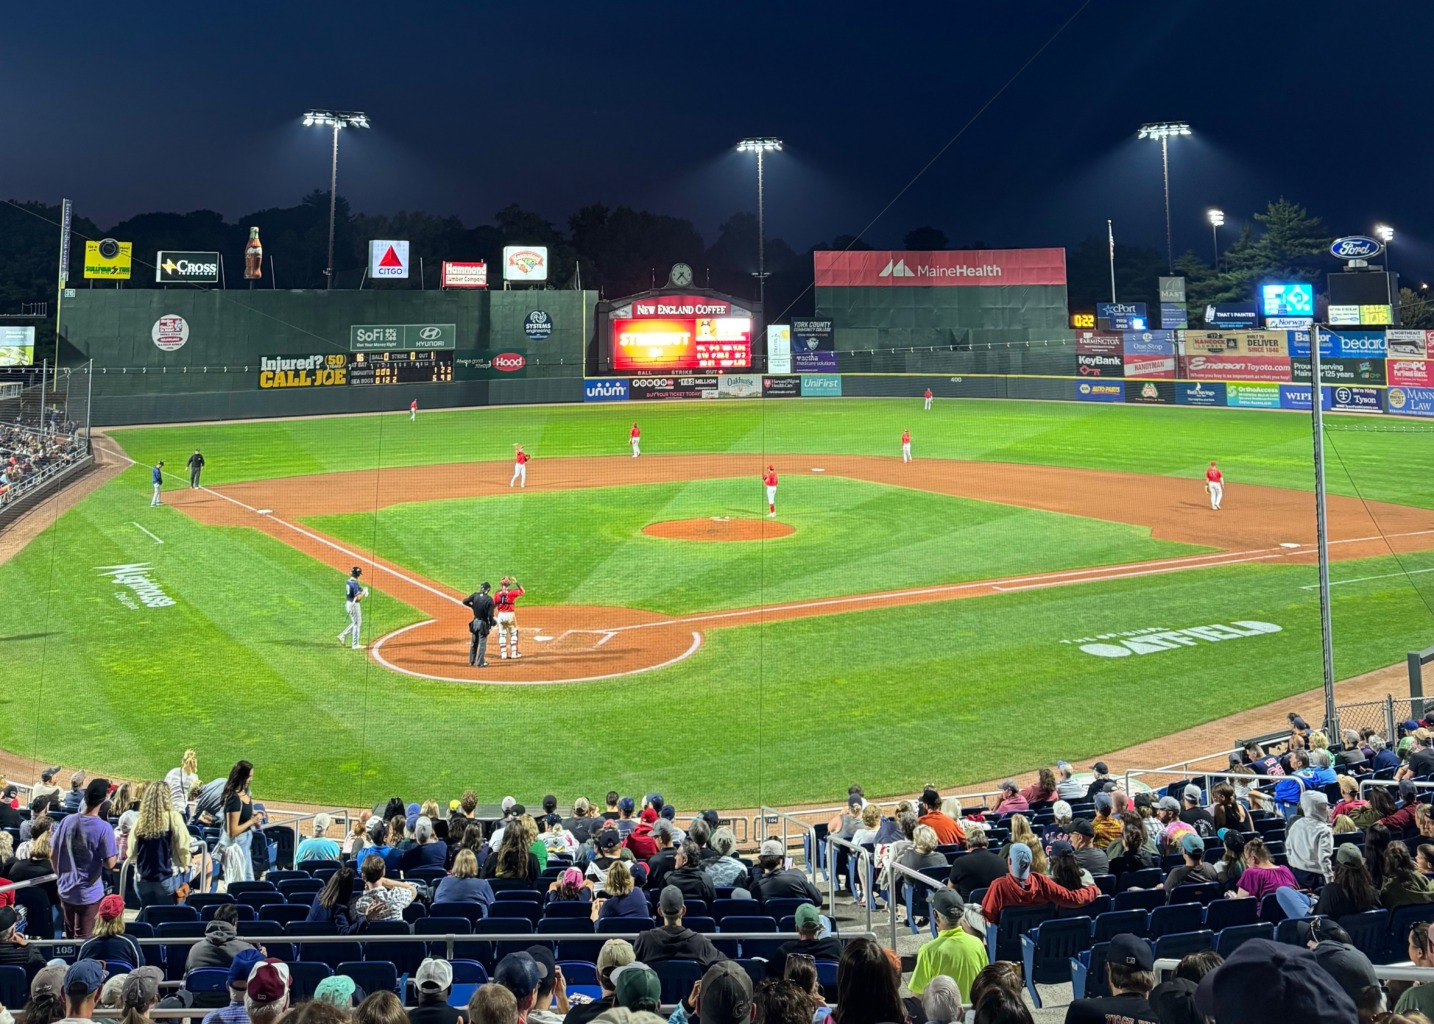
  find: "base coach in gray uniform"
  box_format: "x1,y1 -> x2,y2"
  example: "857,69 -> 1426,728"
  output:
463,582 -> 496,667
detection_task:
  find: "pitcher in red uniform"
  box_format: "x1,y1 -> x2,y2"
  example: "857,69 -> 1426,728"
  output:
763,465 -> 778,517
901,429 -> 912,463
495,576 -> 524,659
629,422 -> 641,458
1205,461 -> 1224,510
510,445 -> 530,488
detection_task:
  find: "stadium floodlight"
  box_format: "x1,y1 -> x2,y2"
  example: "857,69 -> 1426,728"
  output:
736,137 -> 783,316
302,109 -> 370,289
1207,209 -> 1224,269
1138,121 -> 1192,273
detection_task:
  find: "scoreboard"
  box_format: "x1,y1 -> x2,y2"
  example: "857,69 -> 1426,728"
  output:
348,351 -> 454,386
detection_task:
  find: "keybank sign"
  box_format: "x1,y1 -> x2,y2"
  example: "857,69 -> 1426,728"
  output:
584,378 -> 629,402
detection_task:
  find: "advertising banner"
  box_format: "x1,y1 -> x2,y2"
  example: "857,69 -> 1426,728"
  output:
1291,357 -> 1386,386
83,240 -> 133,280
583,379 -> 629,402
762,376 -> 801,398
1286,328 -> 1332,359
452,351 -> 529,380
1330,304 -> 1393,326
440,261 -> 488,288
151,314 -> 190,352
611,297 -> 753,372
368,240 -> 410,279
1159,302 -> 1189,329
790,318 -> 837,371
813,248 -> 1067,287
1075,381 -> 1124,403
1326,385 -> 1383,413
1387,387 -> 1434,418
503,246 -> 549,282
1124,330 -> 1175,356
1388,330 -> 1434,358
1388,359 -> 1434,387
0,325 -> 36,366
1225,382 -> 1282,409
155,251 -> 219,285
793,350 -> 838,372
1176,381 -> 1227,407
1279,385 -> 1313,411
1075,331 -> 1122,355
767,325 -> 792,374
1123,354 -> 1176,378
1077,352 -> 1123,377
1158,277 -> 1187,303
1184,330 -> 1289,357
717,374 -> 761,399
1185,355 -> 1292,382
350,324 -> 456,352
1124,380 -> 1174,404
1097,302 -> 1148,331
800,374 -> 842,397
257,354 -> 348,389
1203,303 -> 1259,328
629,375 -> 718,400
1261,283 -> 1315,319
1327,330 -> 1387,358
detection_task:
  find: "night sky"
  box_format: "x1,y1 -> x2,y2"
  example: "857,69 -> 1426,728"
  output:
4,1 -> 1427,279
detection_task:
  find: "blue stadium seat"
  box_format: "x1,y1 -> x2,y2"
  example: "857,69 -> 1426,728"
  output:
556,961 -> 601,1001
1070,943 -> 1110,1001
684,916 -> 717,934
475,917 -> 537,966
183,968 -> 230,996
1115,869 -> 1164,893
1149,904 -> 1203,938
287,962 -> 332,1002
338,961 -> 400,996
1151,930 -> 1214,960
138,904 -> 199,926
1019,917 -> 1091,1008
415,917 -> 473,958
712,899 -> 762,922
1215,922 -> 1273,957
1092,909 -> 1149,942
0,967 -> 27,1011
1338,910 -> 1389,962
186,893 -> 235,914
1168,882 -> 1222,906
406,867 -> 450,886
156,921 -> 208,980
987,905 -> 1055,964
432,901 -> 488,925
278,879 -> 323,901
1060,895 -> 1111,921
287,921 -> 360,966
1203,899 -> 1257,932
266,904 -> 309,926
538,918 -> 600,963
652,959 -> 704,1003
202,903 -> 255,922
1113,889 -> 1166,914
1385,905 -> 1434,963
227,881 -> 276,896
545,902 -> 594,919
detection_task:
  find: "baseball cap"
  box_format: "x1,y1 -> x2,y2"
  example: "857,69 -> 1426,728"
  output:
561,866 -> 584,888
510,803 -> 527,818
97,893 -> 126,921
659,885 -> 685,917
501,796 -> 516,812
1008,843 -> 1032,880
760,839 -> 784,858
847,794 -> 863,809
525,945 -> 555,987
245,960 -> 291,1007
1049,839 -> 1075,858
121,967 -> 163,1008
638,807 -> 657,824
1092,762 -> 1109,774
495,952 -> 542,1000
619,796 -> 635,815
596,939 -> 636,980
1335,843 -> 1365,866
1309,941 -> 1379,1004
1108,933 -> 1154,972
1194,939 -> 1355,1022
1157,796 -> 1181,812
32,964 -> 67,999
228,948 -> 266,987
65,959 -> 105,997
1052,800 -> 1072,820
696,961 -> 753,1024
416,958 -> 454,993
962,904 -> 988,936
100,974 -> 130,1008
629,862 -> 649,887
40,765 -> 60,780
1180,833 -> 1205,854
1068,820 -> 1095,838
930,888 -> 964,922
611,963 -> 661,1009
597,828 -> 621,849
1094,792 -> 1113,812
1183,784 -> 1202,803
313,975 -> 359,1007
70,770 -> 85,787
794,903 -> 823,934
0,907 -> 17,934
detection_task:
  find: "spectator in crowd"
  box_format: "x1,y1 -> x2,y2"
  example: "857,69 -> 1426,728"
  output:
9,819 -> 61,911
831,938 -> 905,1024
610,962 -> 662,1014
408,958 -> 461,1024
1063,933 -> 1157,1024
1107,819 -> 1158,877
1041,802 -> 1073,848
1153,798 -> 1196,856
563,939 -> 633,1024
352,854 -> 418,921
0,787 -> 22,831
1334,729 -> 1368,771
523,945 -> 567,1024
400,816 -> 447,873
612,797 -> 638,840
670,960 -> 753,1024
706,827 -> 750,891
1287,790 -> 1335,887
60,960 -> 105,1023
163,751 -> 199,815
665,840 -> 717,906
749,978 -> 810,1024
1330,776 -> 1366,821
687,817 -> 719,865
541,814 -> 580,860
62,771 -> 86,813
1279,843 -> 1381,921
1193,938 -> 1355,1023
980,843 -> 1098,924
1351,787 -> 1397,831
1145,949 -> 1224,1024
50,777 -> 118,938
1163,834 -> 1219,893
1241,741 -> 1285,780
767,903 -> 844,977
77,895 -> 143,968
875,809 -> 918,896
0,906 -> 44,977
130,780 -> 196,906
433,849 -> 495,907
1381,844 -> 1434,910
1395,921 -> 1434,1018
487,803 -> 524,852
1280,732 -> 1309,776
908,889 -> 988,1000
599,792 -> 620,822
917,788 -> 964,847
991,780 -> 1028,816
1091,792 -> 1121,847
585,829 -> 625,889
644,821 -> 680,890
561,798 -> 595,847
306,865 -> 376,932
483,821 -> 540,886
295,814 -> 340,863
31,766 -> 63,808
948,825 -> 1006,899
545,866 -> 592,906
200,948 -> 265,1024
1371,734 -> 1402,773
355,991 -> 405,1024
1048,840 -> 1092,890
751,840 -> 824,906
467,985 -> 518,1024
850,804 -> 882,849
1066,821 -> 1110,879
1398,729 -> 1434,781
827,794 -> 866,852
1020,768 -> 1058,807
216,761 -> 260,883
633,885 -> 726,967
778,957 -> 831,1024
18,797 -> 48,845
1228,837 -> 1299,916
1366,823 -> 1396,891
114,966 -> 163,1024
19,960 -> 68,1024
495,952 -> 544,1024
1382,781 -> 1424,834
1055,761 -> 1085,801
187,905 -> 259,971
309,978 -> 361,1013
1177,785 -> 1216,837
593,861 -> 647,921
1084,762 -> 1114,801
1208,783 -> 1251,834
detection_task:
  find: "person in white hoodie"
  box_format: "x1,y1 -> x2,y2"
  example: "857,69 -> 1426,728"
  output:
1286,789 -> 1335,888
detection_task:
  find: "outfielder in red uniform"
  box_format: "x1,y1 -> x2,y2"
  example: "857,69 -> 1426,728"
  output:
1205,461 -> 1224,511
923,388 -> 933,411
494,576 -> 524,658
763,466 -> 778,517
630,422 -> 641,458
410,399 -> 418,422
510,446 -> 530,488
901,429 -> 912,463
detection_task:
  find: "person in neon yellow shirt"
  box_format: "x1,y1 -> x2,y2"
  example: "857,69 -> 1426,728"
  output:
908,888 -> 988,1002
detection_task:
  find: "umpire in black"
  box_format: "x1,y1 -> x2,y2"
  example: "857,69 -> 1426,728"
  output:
462,582 -> 496,667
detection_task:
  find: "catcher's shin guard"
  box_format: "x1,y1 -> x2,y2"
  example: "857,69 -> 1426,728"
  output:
510,627 -> 520,658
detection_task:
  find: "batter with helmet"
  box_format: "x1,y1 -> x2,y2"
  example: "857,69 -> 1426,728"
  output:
494,576 -> 525,659
337,566 -> 368,649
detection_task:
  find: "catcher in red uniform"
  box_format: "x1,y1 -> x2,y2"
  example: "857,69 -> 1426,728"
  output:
494,576 -> 525,659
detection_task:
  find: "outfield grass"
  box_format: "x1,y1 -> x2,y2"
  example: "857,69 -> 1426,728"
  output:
306,477 -> 1203,614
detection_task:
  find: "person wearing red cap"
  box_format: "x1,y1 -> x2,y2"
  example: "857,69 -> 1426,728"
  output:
1205,461 -> 1224,511
763,465 -> 778,517
629,422 -> 641,458
77,894 -> 143,968
242,960 -> 291,1023
510,445 -> 530,488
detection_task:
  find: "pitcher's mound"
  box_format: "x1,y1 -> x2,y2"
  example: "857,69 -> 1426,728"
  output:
643,517 -> 795,541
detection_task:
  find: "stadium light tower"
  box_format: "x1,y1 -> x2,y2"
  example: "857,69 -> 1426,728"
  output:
1207,209 -> 1224,270
1376,223 -> 1394,268
1137,121 -> 1192,273
736,137 -> 782,315
303,109 -> 370,289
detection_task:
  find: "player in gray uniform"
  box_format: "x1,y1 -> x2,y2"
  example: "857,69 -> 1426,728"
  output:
337,566 -> 368,649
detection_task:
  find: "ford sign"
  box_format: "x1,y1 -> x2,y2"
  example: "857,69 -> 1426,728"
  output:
1330,236 -> 1384,260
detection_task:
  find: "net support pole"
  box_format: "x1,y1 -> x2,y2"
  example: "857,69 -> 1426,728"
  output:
1311,323 -> 1338,734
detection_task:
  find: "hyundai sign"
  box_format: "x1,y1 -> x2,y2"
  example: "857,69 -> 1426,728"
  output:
1330,236 -> 1384,260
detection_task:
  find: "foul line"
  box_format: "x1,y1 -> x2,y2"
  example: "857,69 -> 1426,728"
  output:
131,522 -> 164,545
1300,567 -> 1434,590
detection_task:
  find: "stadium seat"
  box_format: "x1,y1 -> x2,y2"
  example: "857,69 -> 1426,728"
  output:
138,904 -> 199,926
432,901 -> 488,925
450,960 -> 488,984
1113,889 -> 1166,914
1149,904 -> 1203,938
202,903 -> 255,922
1338,910 -> 1390,961
1070,943 -> 1110,1001
596,917 -> 651,936
1152,930 -> 1214,960
266,904 -> 310,926
364,934 -> 425,977
1115,868 -> 1164,893
406,867 -> 450,886
1019,916 -> 1091,1008
765,897 -> 816,919
735,959 -> 767,988
278,879 -> 323,901
227,881 -> 276,896
1385,905 -> 1434,963
415,917 -> 473,958
1060,895 -> 1111,921
496,889 -> 544,904
1203,899 -> 1257,932
1092,909 -> 1149,942
1215,922 -> 1273,957
684,916 -> 717,934
544,902 -> 595,919
338,961 -> 400,996
539,918 -> 600,963
1259,894 -> 1289,923
0,967 -> 27,1011
240,921 -> 292,961
1168,882 -> 1222,906
287,922 -> 360,966
183,968 -> 230,996
556,961 -> 601,1001
652,959 -> 704,1003
157,922 -> 208,980
475,917 -> 537,965
187,893 -> 236,913
987,905 -> 1055,963
286,962 -> 331,1002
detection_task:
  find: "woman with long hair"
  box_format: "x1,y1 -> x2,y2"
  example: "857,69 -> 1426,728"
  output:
1382,843 -> 1434,909
1366,824 -> 1395,889
1108,822 -> 1158,877
783,953 -> 831,1024
1352,786 -> 1398,831
547,866 -> 592,905
594,860 -> 646,920
1215,831 -> 1245,888
521,814 -> 548,872
483,819 -> 539,884
1005,815 -> 1036,849
7,821 -> 60,912
1210,783 -> 1251,832
306,866 -> 369,933
1277,841 -> 1380,920
833,938 -> 908,1024
78,895 -> 143,967
131,779 -> 198,905
1047,840 -> 1090,890
434,849 -> 496,908
355,990 -> 408,1024
1020,768 -> 1058,807
164,750 -> 198,814
217,760 -> 258,882
967,963 -> 1023,1015
1233,837 -> 1300,917
970,987 -> 1035,1023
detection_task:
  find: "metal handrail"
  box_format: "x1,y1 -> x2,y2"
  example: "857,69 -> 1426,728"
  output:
0,873 -> 56,894
824,834 -> 876,935
756,807 -> 820,880
885,859 -> 948,948
1358,777 -> 1434,797
1155,957 -> 1434,982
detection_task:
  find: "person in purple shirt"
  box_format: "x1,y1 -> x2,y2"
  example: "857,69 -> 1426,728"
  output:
50,778 -> 119,938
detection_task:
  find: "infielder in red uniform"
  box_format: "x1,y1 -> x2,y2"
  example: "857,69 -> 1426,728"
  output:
1205,461 -> 1224,510
763,465 -> 778,517
495,576 -> 524,659
511,445 -> 530,488
901,429 -> 912,463
923,388 -> 933,411
630,422 -> 641,458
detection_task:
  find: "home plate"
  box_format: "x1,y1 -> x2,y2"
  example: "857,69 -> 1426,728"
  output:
1280,543 -> 1301,549
532,635 -> 555,642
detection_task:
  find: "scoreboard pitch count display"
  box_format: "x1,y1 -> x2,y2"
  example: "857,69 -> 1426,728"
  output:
348,350 -> 454,386
612,316 -> 752,372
